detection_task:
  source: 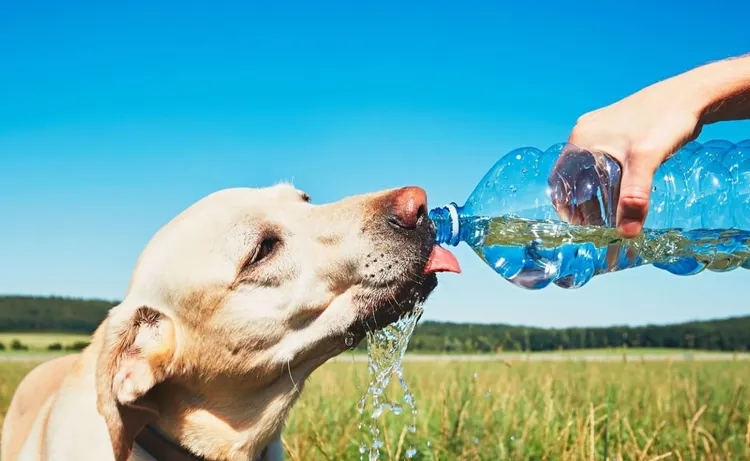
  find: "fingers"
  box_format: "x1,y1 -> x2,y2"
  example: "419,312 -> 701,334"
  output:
548,145 -> 608,226
616,154 -> 659,238
577,196 -> 605,227
549,168 -> 573,222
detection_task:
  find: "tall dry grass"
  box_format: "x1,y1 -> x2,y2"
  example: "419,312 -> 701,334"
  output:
1,358 -> 748,460
284,359 -> 750,460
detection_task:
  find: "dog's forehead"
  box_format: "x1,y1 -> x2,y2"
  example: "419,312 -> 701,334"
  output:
127,185 -> 310,299
203,184 -> 305,208
178,185 -> 306,223
147,185 -> 308,251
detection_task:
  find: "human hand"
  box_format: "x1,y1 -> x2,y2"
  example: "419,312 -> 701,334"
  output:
549,75 -> 704,238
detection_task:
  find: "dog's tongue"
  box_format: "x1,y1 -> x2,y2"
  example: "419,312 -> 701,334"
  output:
423,245 -> 461,274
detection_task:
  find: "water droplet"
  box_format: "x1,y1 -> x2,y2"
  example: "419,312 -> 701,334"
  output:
652,186 -> 657,192
521,167 -> 528,174
359,444 -> 367,454
515,154 -> 522,160
484,390 -> 492,398
406,447 -> 417,458
345,335 -> 354,347
408,424 -> 416,433
473,437 -> 479,445
356,304 -> 424,460
472,371 -> 479,379
426,441 -> 432,447
509,185 -> 518,193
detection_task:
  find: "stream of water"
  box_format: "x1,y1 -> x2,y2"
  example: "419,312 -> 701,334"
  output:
357,303 -> 424,460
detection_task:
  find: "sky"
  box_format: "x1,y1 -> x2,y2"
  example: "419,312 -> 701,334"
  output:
1,0 -> 750,328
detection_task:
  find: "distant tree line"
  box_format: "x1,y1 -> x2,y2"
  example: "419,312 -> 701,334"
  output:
0,295 -> 116,333
1,295 -> 749,353
389,317 -> 750,353
0,340 -> 89,351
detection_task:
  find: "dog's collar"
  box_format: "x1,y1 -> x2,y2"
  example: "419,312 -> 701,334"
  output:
135,424 -> 268,461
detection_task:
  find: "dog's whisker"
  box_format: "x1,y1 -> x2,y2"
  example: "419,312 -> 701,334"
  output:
383,278 -> 402,311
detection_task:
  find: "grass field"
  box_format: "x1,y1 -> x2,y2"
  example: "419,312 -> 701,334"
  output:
0,332 -> 91,351
2,356 -> 749,460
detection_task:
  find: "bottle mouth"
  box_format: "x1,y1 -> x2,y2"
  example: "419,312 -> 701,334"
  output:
428,203 -> 460,246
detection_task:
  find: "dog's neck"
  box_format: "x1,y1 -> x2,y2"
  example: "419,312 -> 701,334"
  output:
144,341 -> 345,461
146,372 -> 308,461
135,424 -> 268,461
89,311 -> 348,461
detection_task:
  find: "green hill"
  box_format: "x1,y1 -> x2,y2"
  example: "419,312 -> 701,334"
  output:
0,295 -> 748,353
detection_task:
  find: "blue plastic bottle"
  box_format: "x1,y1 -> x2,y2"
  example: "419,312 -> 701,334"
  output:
429,139 -> 750,290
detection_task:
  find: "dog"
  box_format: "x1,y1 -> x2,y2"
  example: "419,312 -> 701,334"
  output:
2,184 -> 460,461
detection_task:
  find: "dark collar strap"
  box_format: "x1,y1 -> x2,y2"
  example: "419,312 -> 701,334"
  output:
135,424 -> 268,461
135,424 -> 207,461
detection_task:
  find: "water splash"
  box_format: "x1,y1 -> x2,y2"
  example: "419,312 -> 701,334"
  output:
357,303 -> 424,461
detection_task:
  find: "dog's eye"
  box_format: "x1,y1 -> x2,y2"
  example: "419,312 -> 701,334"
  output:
250,237 -> 279,265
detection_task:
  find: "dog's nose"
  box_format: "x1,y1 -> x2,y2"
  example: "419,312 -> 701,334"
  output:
389,186 -> 427,230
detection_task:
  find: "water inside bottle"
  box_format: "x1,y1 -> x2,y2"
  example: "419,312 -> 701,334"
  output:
468,216 -> 750,289
357,304 -> 422,460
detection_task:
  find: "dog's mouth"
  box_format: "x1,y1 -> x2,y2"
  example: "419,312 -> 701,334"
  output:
348,243 -> 460,339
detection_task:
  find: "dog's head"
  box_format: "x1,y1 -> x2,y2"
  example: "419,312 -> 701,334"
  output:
94,184 -> 459,459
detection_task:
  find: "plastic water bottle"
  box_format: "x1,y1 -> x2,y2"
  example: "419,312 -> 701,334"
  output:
428,139 -> 750,290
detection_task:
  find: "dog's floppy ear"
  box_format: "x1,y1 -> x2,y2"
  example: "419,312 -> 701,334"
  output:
95,303 -> 177,461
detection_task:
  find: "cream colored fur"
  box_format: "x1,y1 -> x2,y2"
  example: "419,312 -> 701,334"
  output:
1,184 -> 440,461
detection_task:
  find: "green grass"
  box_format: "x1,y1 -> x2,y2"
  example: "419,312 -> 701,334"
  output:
0,332 -> 91,351
2,357 -> 749,460
337,347 -> 747,360
0,361 -> 37,429
522,348 -> 742,356
283,360 -> 750,460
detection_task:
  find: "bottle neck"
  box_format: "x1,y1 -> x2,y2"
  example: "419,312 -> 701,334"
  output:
429,203 -> 462,246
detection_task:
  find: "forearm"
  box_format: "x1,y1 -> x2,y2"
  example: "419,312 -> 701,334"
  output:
679,54 -> 750,125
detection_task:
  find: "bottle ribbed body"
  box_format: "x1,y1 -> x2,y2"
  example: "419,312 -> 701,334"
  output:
429,140 -> 750,289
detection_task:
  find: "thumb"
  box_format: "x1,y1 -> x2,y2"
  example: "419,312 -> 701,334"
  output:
616,155 -> 659,238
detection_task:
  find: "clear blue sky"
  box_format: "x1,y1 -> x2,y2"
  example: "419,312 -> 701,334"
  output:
2,0 -> 749,328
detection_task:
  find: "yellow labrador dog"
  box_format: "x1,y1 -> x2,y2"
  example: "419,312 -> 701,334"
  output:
2,184 -> 460,461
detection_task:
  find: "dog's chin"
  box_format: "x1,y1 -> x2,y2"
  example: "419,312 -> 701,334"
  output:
346,273 -> 437,342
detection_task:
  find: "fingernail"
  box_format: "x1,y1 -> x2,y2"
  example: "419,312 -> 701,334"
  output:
618,219 -> 642,238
